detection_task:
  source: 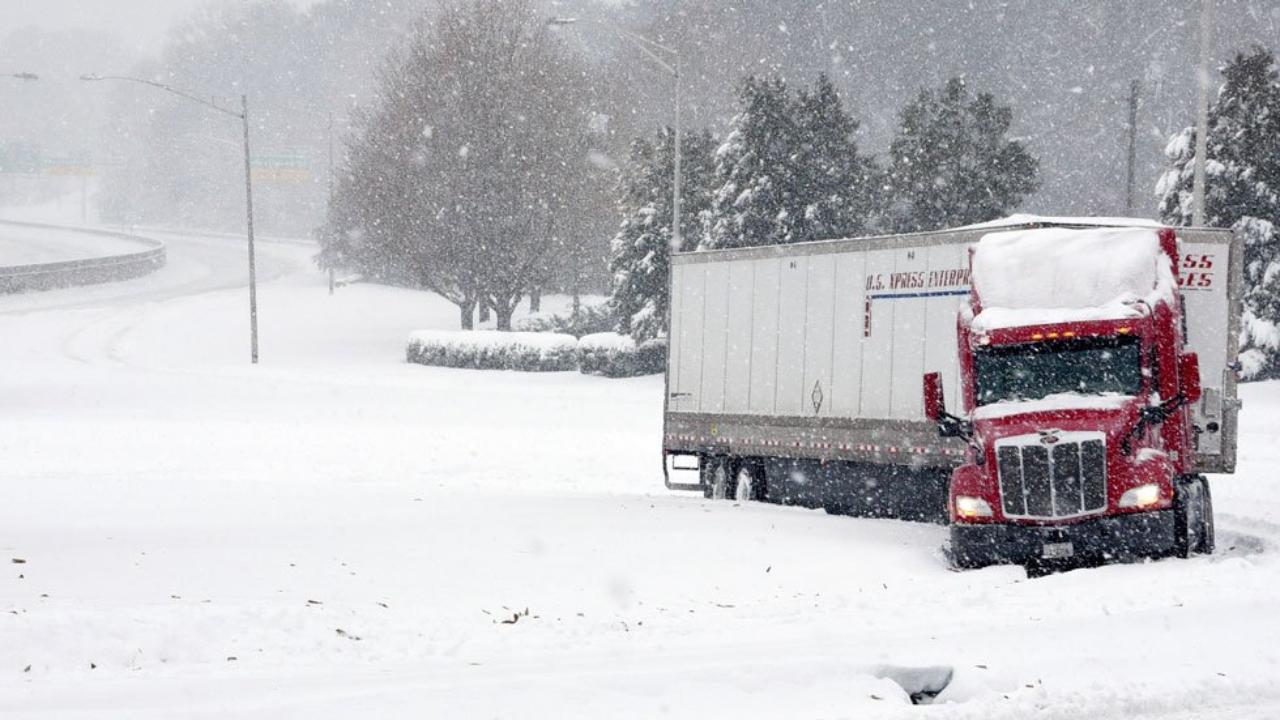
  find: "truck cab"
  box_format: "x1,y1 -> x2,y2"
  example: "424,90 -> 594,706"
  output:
925,225 -> 1215,568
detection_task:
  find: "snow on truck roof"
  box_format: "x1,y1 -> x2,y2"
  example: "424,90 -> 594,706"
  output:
959,213 -> 1165,230
970,226 -> 1177,333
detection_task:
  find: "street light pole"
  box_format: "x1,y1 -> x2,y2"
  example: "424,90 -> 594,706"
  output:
672,53 -> 682,252
82,74 -> 260,364
548,18 -> 683,250
1192,0 -> 1214,226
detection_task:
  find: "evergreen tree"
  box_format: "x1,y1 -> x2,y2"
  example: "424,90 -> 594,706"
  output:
609,128 -> 716,340
886,77 -> 1038,232
702,74 -> 876,249
1157,47 -> 1280,379
791,74 -> 883,241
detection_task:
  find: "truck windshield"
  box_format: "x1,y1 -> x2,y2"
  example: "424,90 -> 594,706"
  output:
974,336 -> 1143,406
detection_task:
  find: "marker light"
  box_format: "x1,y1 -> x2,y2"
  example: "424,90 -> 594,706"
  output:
1117,327 -> 1131,334
1118,483 -> 1162,509
955,496 -> 994,519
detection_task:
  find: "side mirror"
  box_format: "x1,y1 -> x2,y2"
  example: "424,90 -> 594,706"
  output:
923,372 -> 945,422
1180,352 -> 1202,405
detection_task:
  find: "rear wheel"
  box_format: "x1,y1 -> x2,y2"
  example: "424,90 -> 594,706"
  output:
702,456 -> 736,500
734,463 -> 765,502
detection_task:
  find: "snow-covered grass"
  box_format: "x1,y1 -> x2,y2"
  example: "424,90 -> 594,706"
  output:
1,226 -> 1279,718
406,329 -> 578,371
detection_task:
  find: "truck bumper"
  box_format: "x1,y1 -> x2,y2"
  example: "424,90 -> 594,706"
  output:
951,509 -> 1175,568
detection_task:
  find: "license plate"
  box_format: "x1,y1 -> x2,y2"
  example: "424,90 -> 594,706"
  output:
1042,541 -> 1074,559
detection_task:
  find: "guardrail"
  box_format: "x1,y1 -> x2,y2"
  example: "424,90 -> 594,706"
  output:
0,220 -> 166,294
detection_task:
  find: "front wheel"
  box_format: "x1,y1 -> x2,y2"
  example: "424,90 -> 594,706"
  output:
1174,475 -> 1213,558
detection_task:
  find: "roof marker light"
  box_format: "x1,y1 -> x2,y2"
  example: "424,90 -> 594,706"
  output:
1117,327 -> 1131,334
1031,333 -> 1044,340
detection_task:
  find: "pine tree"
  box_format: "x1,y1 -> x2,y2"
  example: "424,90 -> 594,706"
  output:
790,74 -> 882,242
886,77 -> 1038,232
609,128 -> 716,340
1157,47 -> 1280,379
701,74 -> 876,249
702,76 -> 794,250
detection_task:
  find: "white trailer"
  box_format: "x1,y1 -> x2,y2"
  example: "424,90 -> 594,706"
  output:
662,219 -> 1242,515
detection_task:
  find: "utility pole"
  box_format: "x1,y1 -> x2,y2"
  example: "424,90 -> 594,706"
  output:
327,110 -> 336,296
242,94 -> 259,364
1192,0 -> 1214,225
1125,80 -> 1140,214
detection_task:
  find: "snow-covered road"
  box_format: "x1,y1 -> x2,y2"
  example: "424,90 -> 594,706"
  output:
0,224 -> 152,268
1,226 -> 1278,718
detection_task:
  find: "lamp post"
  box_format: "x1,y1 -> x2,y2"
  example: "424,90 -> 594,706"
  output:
548,18 -> 683,251
82,74 -> 259,364
1191,0 -> 1214,226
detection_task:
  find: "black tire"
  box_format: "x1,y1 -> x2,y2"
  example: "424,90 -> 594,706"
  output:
702,456 -> 736,500
1199,476 -> 1216,555
734,462 -> 765,502
1173,476 -> 1210,558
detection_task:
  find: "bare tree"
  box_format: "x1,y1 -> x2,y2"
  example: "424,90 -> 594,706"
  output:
322,0 -> 592,330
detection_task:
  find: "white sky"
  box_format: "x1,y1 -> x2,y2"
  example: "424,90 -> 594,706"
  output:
2,0 -> 322,53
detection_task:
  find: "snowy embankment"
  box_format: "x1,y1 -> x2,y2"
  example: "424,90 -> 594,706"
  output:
0,221 -> 165,294
0,223 -> 148,267
0,227 -> 1278,718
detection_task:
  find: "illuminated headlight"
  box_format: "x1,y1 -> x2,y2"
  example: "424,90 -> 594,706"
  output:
1119,483 -> 1162,509
955,496 -> 994,519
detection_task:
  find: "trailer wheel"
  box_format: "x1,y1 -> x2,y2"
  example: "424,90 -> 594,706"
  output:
705,457 -> 736,500
734,463 -> 764,502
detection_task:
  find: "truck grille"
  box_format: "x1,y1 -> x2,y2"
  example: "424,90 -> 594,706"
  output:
995,434 -> 1107,519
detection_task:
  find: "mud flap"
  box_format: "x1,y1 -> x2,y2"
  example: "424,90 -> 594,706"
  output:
663,452 -> 703,492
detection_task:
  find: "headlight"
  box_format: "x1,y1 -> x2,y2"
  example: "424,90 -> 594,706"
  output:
1118,483 -> 1162,508
955,495 -> 994,519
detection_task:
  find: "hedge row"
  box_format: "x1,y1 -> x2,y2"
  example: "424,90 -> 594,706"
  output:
406,330 -> 579,372
513,303 -> 614,338
406,330 -> 665,376
577,333 -> 668,378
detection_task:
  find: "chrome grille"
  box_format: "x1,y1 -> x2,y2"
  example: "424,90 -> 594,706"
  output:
995,434 -> 1107,519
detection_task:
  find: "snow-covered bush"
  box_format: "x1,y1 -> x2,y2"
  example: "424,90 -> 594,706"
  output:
576,333 -> 667,377
577,332 -> 637,377
514,303 -> 615,338
636,338 -> 668,375
406,331 -> 578,372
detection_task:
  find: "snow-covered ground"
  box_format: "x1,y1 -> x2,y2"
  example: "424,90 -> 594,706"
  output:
1,225 -> 1278,718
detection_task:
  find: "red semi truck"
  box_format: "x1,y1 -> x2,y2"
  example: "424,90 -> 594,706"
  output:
662,217 -> 1241,568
